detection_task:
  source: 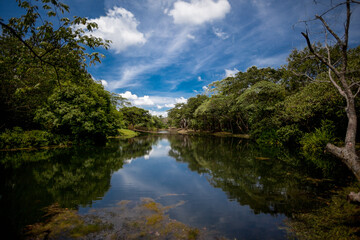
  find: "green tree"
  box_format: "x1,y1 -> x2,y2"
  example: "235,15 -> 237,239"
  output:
34,81 -> 122,144
0,0 -> 121,145
300,0 -> 360,181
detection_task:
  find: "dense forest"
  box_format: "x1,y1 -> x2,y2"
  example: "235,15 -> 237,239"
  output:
0,0 -> 164,149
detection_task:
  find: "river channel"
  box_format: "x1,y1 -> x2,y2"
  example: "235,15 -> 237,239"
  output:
0,134 -> 348,239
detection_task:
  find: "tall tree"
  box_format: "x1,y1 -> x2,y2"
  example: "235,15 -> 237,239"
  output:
301,0 -> 360,180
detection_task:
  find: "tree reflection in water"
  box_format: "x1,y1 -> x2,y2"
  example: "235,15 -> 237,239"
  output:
0,135 -> 352,239
167,135 -> 347,216
0,137 -> 157,238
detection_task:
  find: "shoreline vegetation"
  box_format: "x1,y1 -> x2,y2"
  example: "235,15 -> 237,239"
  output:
0,128 -> 250,151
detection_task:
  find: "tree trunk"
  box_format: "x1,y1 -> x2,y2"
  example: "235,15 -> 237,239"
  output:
325,96 -> 360,181
326,143 -> 360,181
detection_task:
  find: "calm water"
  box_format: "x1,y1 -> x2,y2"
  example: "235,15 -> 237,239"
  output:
0,135 -> 345,239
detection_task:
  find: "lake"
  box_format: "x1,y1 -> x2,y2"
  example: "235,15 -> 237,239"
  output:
0,134 -> 346,239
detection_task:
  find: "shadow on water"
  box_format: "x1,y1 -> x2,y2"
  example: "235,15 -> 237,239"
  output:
0,135 -> 353,239
0,137 -> 157,238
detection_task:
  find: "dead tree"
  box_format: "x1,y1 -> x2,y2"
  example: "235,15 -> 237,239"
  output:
301,0 -> 360,181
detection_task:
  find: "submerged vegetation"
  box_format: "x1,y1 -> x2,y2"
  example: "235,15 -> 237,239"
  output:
26,197 -> 221,240
285,183 -> 360,240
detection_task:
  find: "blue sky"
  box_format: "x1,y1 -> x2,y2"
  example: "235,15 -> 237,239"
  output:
1,0 -> 360,116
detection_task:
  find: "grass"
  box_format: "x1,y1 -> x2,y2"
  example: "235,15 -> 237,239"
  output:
116,129 -> 139,139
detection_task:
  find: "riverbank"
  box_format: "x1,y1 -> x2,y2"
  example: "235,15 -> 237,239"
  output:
170,128 -> 251,139
0,129 -> 140,151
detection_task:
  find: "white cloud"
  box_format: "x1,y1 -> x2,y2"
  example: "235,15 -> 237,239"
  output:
107,29 -> 194,90
165,103 -> 176,108
99,80 -> 108,87
197,76 -> 204,81
225,68 -> 239,78
118,91 -> 187,110
202,85 -> 209,92
149,110 -> 168,117
175,97 -> 187,104
120,91 -> 138,100
169,0 -> 231,25
134,95 -> 155,106
187,34 -> 196,39
213,27 -> 229,39
87,7 -> 146,53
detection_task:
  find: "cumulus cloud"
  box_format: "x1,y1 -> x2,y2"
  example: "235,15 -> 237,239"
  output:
100,80 -> 108,87
225,68 -> 239,78
168,0 -> 231,25
197,76 -> 204,81
134,96 -> 155,106
120,91 -> 138,100
118,91 -> 187,110
175,97 -> 187,104
213,27 -> 229,39
87,7 -> 146,53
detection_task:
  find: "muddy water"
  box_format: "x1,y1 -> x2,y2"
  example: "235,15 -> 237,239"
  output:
0,135 -> 342,239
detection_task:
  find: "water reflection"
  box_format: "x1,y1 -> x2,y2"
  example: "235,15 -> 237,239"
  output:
0,137 -> 156,238
167,135 -> 324,216
0,135 -> 338,239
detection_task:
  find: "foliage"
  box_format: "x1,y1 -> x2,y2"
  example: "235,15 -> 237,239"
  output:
0,127 -> 66,149
119,106 -> 165,130
300,120 -> 338,172
167,45 -> 359,174
0,0 -> 110,130
0,0 -> 129,146
34,81 -> 122,144
117,129 -> 140,139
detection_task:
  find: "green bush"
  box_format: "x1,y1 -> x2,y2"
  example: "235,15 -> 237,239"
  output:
255,129 -> 281,146
0,127 -> 55,149
300,120 -> 337,172
276,124 -> 303,145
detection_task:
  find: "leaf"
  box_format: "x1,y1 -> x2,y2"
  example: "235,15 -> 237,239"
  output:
42,4 -> 51,10
47,11 -> 56,17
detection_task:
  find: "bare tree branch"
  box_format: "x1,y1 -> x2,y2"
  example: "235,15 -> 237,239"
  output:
291,70 -> 315,81
301,31 -> 341,77
315,15 -> 344,46
354,86 -> 360,98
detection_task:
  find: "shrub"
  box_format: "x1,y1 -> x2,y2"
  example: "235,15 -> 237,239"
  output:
300,120 -> 337,172
276,124 -> 303,145
0,127 -> 55,149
